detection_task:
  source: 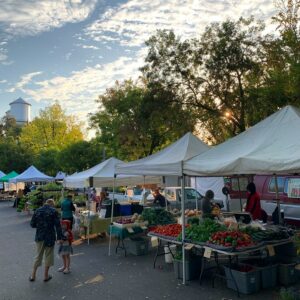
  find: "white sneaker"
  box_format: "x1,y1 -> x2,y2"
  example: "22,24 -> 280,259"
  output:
63,268 -> 70,274
58,267 -> 65,272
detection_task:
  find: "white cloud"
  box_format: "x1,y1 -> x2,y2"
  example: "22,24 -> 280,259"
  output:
22,53 -> 145,133
8,71 -> 43,93
82,45 -> 100,50
0,0 -> 98,37
84,0 -> 276,47
65,52 -> 72,61
0,80 -> 7,84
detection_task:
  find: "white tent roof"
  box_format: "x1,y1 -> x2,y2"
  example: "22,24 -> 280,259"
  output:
0,171 -> 6,178
116,132 -> 210,176
184,105 -> 300,176
10,165 -> 54,183
55,171 -> 67,180
64,157 -> 161,188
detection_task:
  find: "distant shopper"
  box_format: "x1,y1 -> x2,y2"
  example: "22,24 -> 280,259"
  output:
29,199 -> 62,282
245,182 -> 262,220
153,188 -> 168,207
58,220 -> 73,274
13,188 -> 23,208
61,194 -> 76,229
202,190 -> 214,218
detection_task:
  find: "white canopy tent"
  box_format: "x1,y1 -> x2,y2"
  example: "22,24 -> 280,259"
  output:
116,132 -> 210,176
63,157 -> 161,189
0,171 -> 6,178
55,171 -> 67,181
9,165 -> 53,183
184,106 -> 300,176
115,132 -> 210,284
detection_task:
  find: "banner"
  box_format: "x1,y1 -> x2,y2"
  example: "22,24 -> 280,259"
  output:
287,178 -> 300,198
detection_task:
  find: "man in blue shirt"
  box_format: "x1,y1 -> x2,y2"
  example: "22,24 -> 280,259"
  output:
29,199 -> 62,282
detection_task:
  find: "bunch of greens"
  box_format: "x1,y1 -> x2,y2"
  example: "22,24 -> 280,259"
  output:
179,218 -> 226,243
141,208 -> 175,226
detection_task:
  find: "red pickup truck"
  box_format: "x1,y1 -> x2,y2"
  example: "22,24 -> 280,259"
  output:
226,175 -> 300,226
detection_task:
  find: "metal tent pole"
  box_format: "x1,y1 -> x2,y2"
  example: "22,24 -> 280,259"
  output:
237,177 -> 243,211
108,174 -> 116,256
274,174 -> 282,224
181,162 -> 186,285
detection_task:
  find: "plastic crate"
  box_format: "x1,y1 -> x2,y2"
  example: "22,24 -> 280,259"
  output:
127,237 -> 149,256
279,263 -> 297,286
224,265 -> 260,295
173,257 -> 201,281
258,264 -> 278,289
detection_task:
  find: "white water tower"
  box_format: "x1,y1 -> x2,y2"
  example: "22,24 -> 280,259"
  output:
8,97 -> 31,125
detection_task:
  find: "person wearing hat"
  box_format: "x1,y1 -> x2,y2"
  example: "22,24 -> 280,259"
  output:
61,193 -> 76,229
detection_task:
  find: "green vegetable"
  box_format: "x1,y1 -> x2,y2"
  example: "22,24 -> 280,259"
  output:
141,208 -> 175,226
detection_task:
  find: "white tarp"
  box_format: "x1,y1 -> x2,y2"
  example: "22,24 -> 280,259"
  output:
184,106 -> 300,176
10,165 -> 54,183
55,171 -> 67,180
64,157 -> 161,188
116,132 -> 210,176
0,171 -> 5,189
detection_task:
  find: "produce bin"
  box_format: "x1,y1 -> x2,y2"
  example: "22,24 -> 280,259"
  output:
173,257 -> 201,281
279,263 -> 297,286
224,265 -> 260,294
127,237 -> 149,256
258,264 -> 278,289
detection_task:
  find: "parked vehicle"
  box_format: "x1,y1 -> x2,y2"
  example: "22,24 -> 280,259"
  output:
227,175 -> 300,225
162,187 -> 224,210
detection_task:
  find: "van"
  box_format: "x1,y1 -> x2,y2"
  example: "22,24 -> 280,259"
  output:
227,175 -> 300,225
163,187 -> 224,210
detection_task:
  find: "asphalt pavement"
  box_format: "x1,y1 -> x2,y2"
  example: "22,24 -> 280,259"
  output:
0,201 -> 297,300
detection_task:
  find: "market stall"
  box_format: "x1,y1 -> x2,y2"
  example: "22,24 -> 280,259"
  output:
9,165 -> 53,183
147,215 -> 297,295
115,132 -> 210,281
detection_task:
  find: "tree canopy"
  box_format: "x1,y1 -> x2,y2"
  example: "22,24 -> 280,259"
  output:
89,80 -> 195,160
19,103 -> 83,153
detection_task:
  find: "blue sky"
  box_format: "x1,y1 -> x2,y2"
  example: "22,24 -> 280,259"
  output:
0,0 -> 277,138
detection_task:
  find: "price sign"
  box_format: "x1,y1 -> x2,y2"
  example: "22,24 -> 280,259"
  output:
204,247 -> 212,258
184,243 -> 194,250
151,237 -> 159,247
267,245 -> 275,256
127,227 -> 134,233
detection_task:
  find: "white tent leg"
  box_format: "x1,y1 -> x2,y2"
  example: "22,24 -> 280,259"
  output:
87,188 -> 91,245
274,174 -> 282,224
108,175 -> 116,256
181,169 -> 186,285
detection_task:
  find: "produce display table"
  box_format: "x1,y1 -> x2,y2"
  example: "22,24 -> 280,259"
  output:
109,224 -> 147,256
80,214 -> 118,236
148,231 -> 294,296
198,238 -> 294,297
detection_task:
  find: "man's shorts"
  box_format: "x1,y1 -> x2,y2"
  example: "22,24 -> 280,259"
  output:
33,241 -> 54,268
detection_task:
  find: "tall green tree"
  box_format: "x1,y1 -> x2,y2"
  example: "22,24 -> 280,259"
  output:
141,18 -> 265,143
0,139 -> 32,173
0,116 -> 22,140
58,139 -> 105,174
258,0 -> 300,115
19,103 -> 83,153
89,80 -> 195,160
